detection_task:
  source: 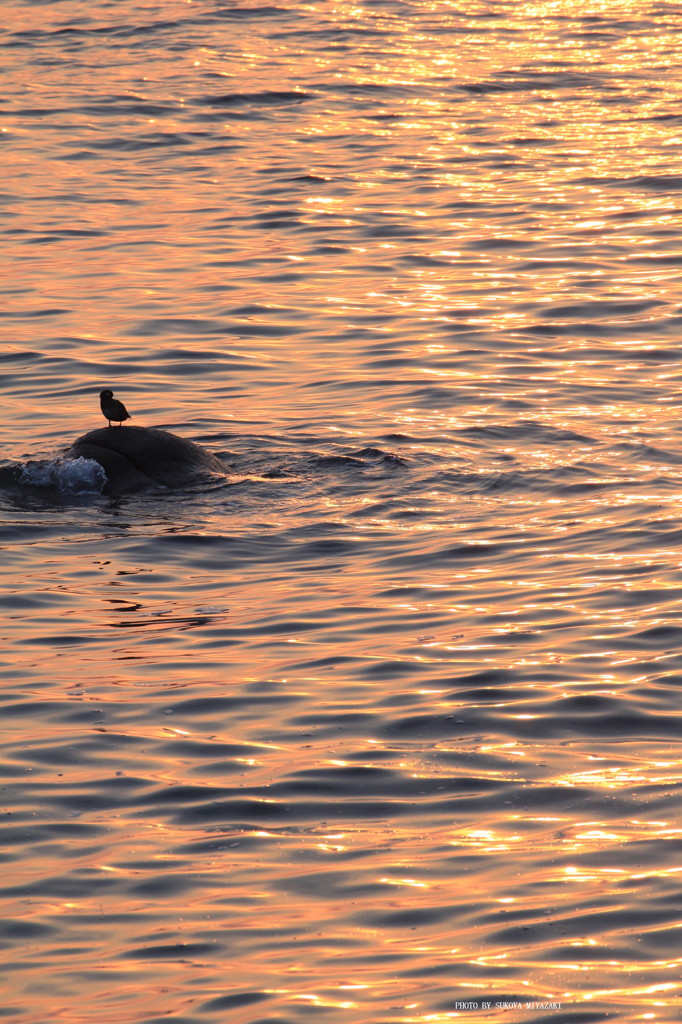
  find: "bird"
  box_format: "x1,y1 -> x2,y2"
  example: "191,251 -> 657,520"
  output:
99,389 -> 132,427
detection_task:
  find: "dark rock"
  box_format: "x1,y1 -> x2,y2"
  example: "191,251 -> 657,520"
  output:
63,426 -> 228,495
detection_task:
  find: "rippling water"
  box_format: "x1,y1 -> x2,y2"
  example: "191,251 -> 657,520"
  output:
3,2 -> 682,1021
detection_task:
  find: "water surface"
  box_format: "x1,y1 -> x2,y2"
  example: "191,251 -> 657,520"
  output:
3,1 -> 682,1022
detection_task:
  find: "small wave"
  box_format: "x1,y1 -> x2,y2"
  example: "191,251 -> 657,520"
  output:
19,457 -> 107,495
195,90 -> 313,108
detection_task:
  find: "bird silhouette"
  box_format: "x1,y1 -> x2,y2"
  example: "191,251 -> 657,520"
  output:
99,389 -> 132,427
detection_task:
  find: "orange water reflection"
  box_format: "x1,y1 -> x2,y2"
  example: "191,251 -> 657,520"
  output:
5,0 -> 682,1020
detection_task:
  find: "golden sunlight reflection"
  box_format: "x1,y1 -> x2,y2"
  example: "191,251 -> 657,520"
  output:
379,877 -> 429,889
7,0 -> 682,1021
293,993 -> 357,1010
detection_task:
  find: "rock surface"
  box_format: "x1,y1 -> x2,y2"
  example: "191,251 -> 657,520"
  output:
63,426 -> 228,494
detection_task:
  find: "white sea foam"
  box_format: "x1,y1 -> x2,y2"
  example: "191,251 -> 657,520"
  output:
19,456 -> 107,495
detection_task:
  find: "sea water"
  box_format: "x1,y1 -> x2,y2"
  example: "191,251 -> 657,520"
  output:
3,2 -> 682,1022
